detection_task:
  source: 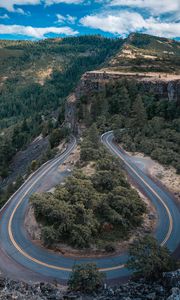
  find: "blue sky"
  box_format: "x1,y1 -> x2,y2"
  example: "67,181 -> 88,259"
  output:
0,0 -> 179,40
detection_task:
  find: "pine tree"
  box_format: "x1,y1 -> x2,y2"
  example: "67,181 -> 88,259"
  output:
108,86 -> 131,116
118,86 -> 131,116
88,123 -> 99,147
131,95 -> 147,130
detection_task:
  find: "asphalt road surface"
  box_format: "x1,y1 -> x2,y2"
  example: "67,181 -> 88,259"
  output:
0,132 -> 180,283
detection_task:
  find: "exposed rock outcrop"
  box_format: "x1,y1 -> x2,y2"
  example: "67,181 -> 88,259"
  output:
0,270 -> 180,299
65,94 -> 78,134
75,71 -> 180,103
0,135 -> 49,190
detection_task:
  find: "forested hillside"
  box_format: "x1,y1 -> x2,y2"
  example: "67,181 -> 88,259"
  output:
77,79 -> 180,173
0,33 -> 179,204
0,36 -> 123,128
0,36 -> 122,185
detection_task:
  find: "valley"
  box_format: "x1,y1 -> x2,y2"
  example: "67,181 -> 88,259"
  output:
0,32 -> 179,292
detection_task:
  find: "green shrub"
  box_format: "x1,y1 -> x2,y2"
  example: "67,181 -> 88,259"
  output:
31,126 -> 147,249
104,243 -> 116,253
127,235 -> 177,280
68,263 -> 105,293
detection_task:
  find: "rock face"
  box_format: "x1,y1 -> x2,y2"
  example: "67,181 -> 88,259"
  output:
65,93 -> 78,134
0,270 -> 180,300
140,80 -> 180,102
0,135 -> 49,190
75,71 -> 180,103
65,70 -> 180,134
0,277 -> 64,300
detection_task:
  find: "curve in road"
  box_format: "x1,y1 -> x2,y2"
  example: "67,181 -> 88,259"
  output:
0,132 -> 180,283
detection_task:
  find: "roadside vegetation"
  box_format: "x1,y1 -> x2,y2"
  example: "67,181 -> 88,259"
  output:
31,125 -> 146,250
67,235 -> 177,294
0,36 -> 122,198
127,235 -> 177,280
77,79 -> 180,173
0,117 -> 70,208
68,263 -> 105,293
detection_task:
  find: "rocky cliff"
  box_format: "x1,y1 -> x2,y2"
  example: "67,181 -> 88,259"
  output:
0,270 -> 180,299
75,71 -> 180,103
65,93 -> 78,134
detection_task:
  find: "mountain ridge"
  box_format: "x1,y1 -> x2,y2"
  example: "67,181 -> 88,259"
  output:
107,32 -> 180,73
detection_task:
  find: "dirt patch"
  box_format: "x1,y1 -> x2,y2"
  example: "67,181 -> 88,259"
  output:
58,146 -> 80,173
150,163 -> 180,202
81,161 -> 96,177
24,205 -> 42,240
126,150 -> 180,203
57,139 -> 66,152
117,48 -> 157,60
0,76 -> 8,87
35,67 -> 53,85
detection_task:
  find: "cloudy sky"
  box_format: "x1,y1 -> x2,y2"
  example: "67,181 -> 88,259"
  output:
0,0 -> 179,40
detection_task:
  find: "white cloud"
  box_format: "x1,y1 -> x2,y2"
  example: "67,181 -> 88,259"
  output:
80,11 -> 180,38
45,0 -> 83,4
81,11 -> 146,37
108,0 -> 180,15
66,14 -> 77,24
0,14 -> 10,19
56,13 -> 77,24
15,7 -> 32,15
145,17 -> 180,38
16,8 -> 25,14
0,0 -> 84,12
0,0 -> 41,12
56,14 -> 66,23
0,24 -> 78,38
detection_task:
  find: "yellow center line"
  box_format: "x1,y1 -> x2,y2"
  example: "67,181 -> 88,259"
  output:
7,133 -> 173,274
105,133 -> 173,247
8,142 -> 76,272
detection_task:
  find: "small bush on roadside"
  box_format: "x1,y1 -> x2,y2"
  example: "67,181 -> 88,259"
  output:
68,263 -> 105,294
127,235 -> 177,280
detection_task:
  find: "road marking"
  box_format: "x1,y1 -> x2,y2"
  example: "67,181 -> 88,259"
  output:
8,141 -> 76,272
104,132 -> 173,246
7,132 -> 173,275
8,136 -> 125,273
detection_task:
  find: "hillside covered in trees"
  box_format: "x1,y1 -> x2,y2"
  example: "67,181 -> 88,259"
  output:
0,33 -> 179,205
77,79 -> 180,173
0,36 -> 123,191
0,36 -> 123,129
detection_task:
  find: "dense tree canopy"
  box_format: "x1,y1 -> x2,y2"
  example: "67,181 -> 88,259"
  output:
31,126 -> 146,249
77,80 -> 180,173
127,236 -> 177,279
0,35 -> 122,189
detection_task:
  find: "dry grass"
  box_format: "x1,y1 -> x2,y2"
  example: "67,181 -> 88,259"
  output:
58,146 -> 80,173
81,161 -> 96,177
127,150 -> 180,202
35,67 -> 53,85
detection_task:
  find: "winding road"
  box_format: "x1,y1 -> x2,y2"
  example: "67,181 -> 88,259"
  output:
0,132 -> 180,283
